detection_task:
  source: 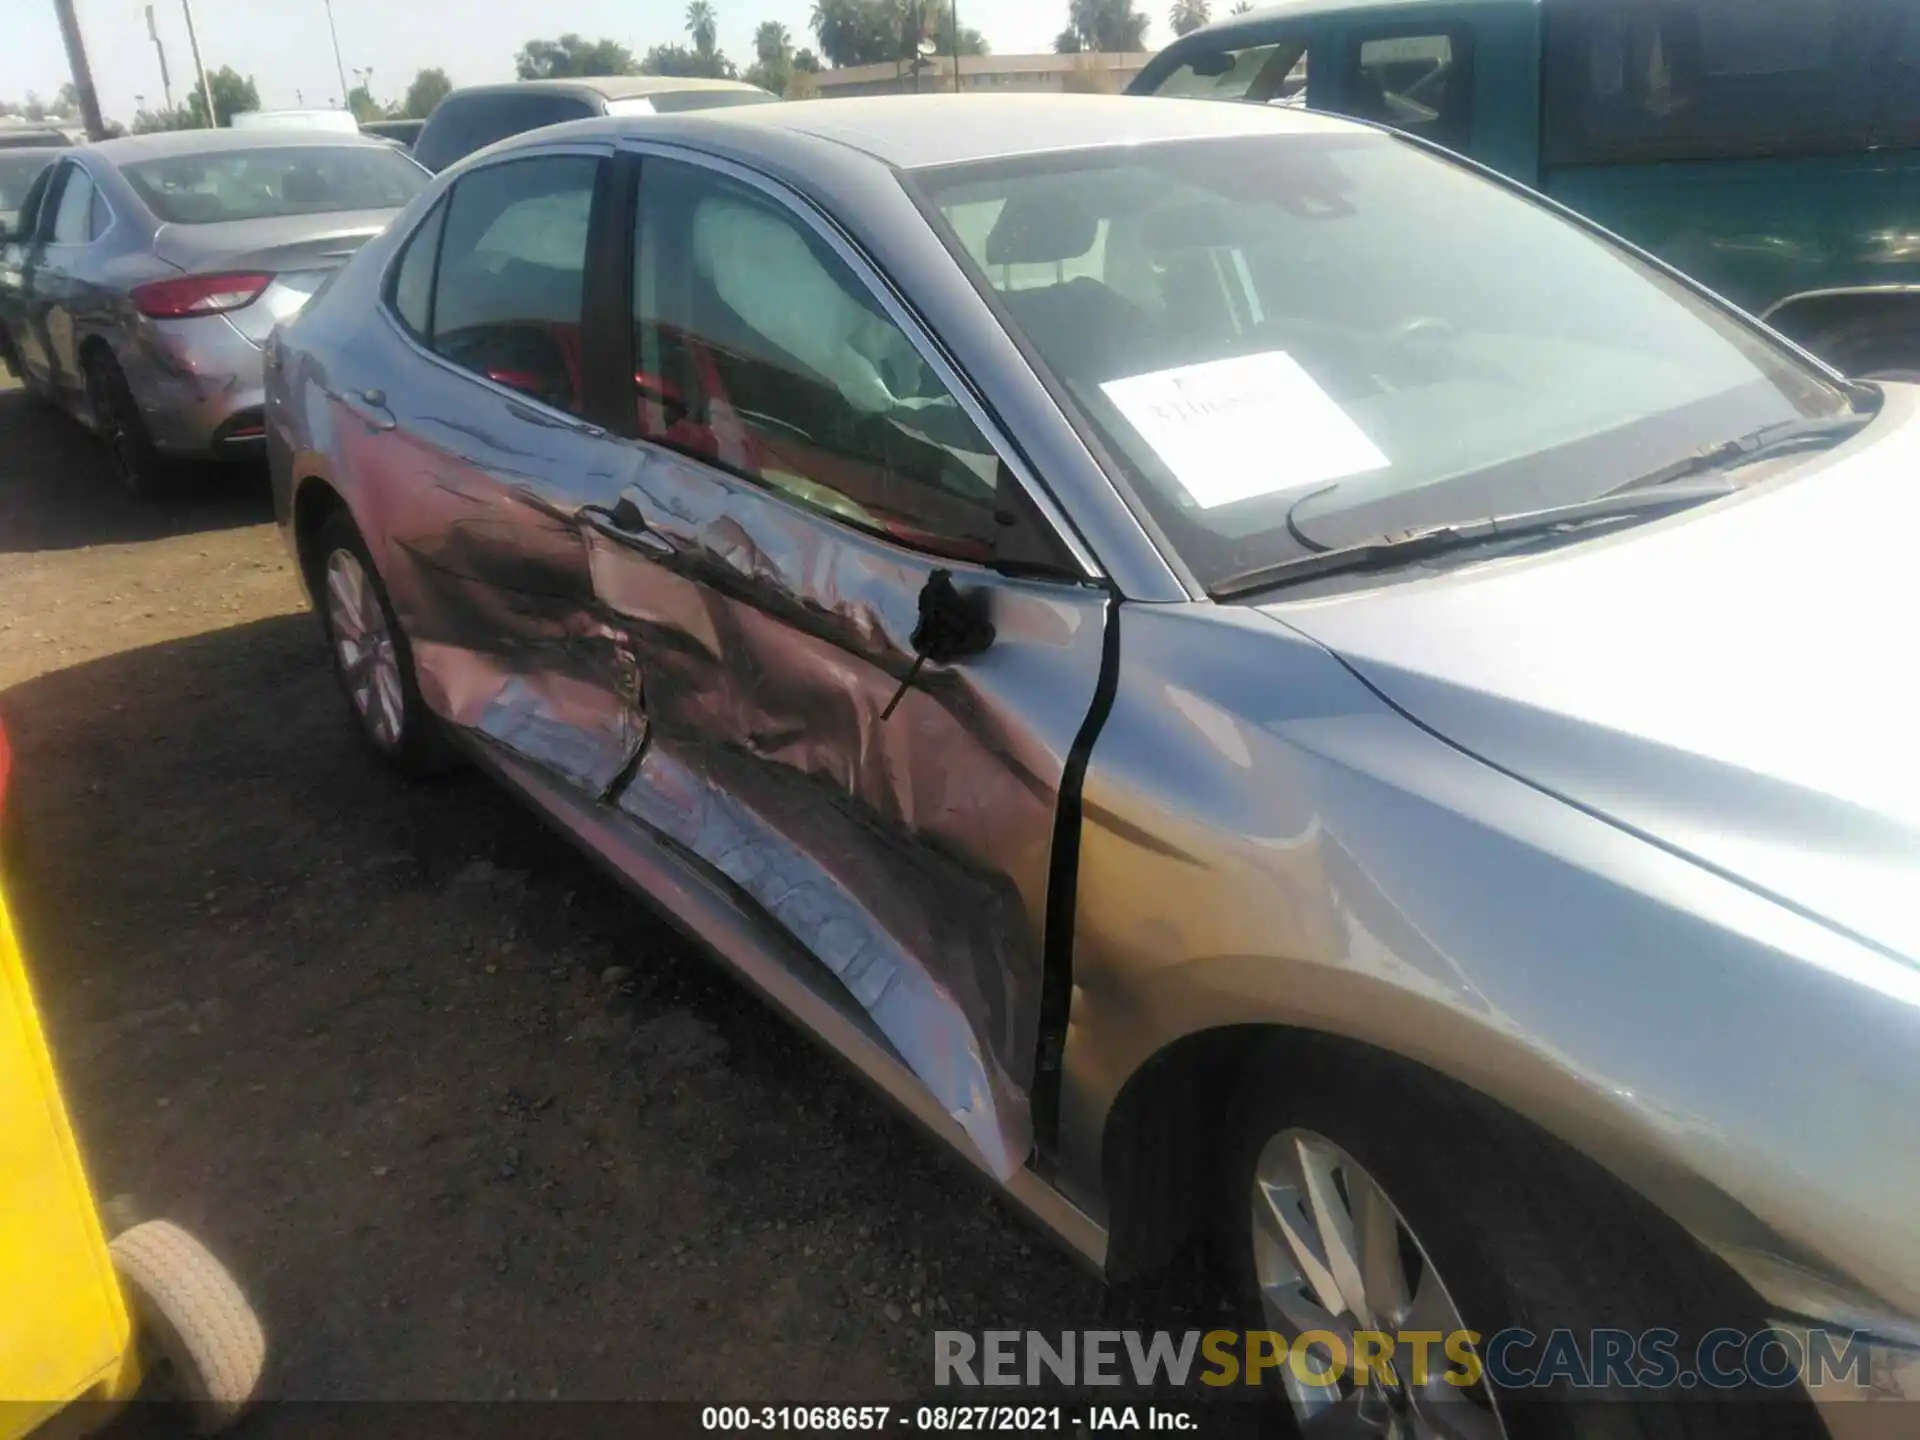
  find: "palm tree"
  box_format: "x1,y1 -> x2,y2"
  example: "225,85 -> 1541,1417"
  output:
754,19 -> 792,67
687,0 -> 719,57
1169,0 -> 1209,35
1060,0 -> 1149,53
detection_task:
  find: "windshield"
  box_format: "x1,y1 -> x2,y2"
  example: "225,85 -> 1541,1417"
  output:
121,144 -> 427,225
0,151 -> 54,215
914,133 -> 1848,590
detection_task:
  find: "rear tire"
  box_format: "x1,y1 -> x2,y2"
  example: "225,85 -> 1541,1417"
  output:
1215,1044 -> 1825,1440
314,509 -> 455,777
83,347 -> 175,501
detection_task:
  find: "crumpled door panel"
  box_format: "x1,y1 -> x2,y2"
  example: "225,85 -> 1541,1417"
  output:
357,384 -> 647,799
619,744 -> 1030,1175
587,447 -> 1109,1179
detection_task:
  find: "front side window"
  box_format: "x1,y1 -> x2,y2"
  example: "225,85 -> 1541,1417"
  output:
1142,37 -> 1310,106
49,165 -> 94,244
1346,31 -> 1473,146
630,158 -> 1006,562
1544,0 -> 1920,164
916,133 -> 1847,592
120,145 -> 426,225
429,155 -> 599,415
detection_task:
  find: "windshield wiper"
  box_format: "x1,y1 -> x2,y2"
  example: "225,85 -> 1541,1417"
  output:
1607,411 -> 1876,497
1207,479 -> 1735,600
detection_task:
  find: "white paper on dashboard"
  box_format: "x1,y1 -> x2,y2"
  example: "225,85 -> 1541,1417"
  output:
1101,350 -> 1389,510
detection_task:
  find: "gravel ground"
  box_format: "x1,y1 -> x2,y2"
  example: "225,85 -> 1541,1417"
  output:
0,381 -> 1222,1416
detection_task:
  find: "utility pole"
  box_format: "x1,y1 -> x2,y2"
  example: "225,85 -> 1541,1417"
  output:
50,0 -> 107,139
952,0 -> 961,91
323,0 -> 351,112
145,4 -> 175,112
180,0 -> 213,126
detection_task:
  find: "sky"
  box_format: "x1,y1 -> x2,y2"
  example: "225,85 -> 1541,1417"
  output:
3,0 -> 1124,122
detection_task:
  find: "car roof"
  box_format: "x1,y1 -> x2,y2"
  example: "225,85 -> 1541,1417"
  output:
447,76 -> 772,102
550,92 -> 1361,171
0,128 -> 72,149
84,127 -> 400,164
1179,0 -> 1528,42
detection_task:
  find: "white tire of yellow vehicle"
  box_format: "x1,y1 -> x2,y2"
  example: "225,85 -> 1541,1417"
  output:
109,1220 -> 265,1429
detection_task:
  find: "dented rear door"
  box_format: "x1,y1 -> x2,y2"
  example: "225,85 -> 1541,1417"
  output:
358,146 -> 647,795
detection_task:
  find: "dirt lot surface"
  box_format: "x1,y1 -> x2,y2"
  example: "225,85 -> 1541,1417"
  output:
0,382 -> 1219,1415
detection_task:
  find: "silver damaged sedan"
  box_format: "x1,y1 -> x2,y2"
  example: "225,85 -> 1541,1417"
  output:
0,127 -> 426,498
265,94 -> 1920,1438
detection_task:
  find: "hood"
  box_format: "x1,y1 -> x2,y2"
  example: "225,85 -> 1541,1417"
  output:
1267,385 -> 1920,963
150,208 -> 399,275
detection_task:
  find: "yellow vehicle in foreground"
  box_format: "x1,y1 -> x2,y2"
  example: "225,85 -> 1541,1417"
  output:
0,716 -> 264,1436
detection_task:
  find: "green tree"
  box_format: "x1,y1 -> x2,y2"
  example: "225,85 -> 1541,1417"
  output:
182,67 -> 260,127
402,67 -> 452,118
641,43 -> 736,77
643,4 -> 736,78
1055,0 -> 1149,52
514,34 -> 638,80
793,46 -> 822,71
1168,0 -> 1209,35
746,20 -> 793,93
346,85 -> 385,122
687,0 -> 719,57
131,105 -> 197,134
809,0 -> 899,67
933,12 -> 989,54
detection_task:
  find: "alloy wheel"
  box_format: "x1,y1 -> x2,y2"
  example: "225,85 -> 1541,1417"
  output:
1250,1128 -> 1506,1439
325,548 -> 404,750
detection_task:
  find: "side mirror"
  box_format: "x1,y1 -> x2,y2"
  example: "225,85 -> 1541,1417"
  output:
881,568 -> 996,720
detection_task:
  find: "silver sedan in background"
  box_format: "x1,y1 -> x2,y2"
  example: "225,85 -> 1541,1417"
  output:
0,127 -> 426,499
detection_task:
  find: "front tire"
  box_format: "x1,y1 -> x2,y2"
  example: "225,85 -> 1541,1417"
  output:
315,509 -> 453,777
1217,1046 -> 1823,1440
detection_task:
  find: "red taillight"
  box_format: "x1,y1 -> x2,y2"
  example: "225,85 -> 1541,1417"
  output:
132,272 -> 273,319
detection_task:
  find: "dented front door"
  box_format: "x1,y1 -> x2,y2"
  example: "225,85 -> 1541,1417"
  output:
576,154 -> 1111,1179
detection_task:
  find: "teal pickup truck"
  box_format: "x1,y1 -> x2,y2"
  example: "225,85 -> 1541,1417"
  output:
1130,0 -> 1920,374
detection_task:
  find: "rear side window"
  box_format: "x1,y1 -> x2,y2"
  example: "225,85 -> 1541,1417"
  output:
1544,0 -> 1920,164
413,92 -> 598,172
388,197 -> 447,338
49,165 -> 94,244
1141,37 -> 1311,105
1345,30 -> 1474,148
428,155 -> 599,414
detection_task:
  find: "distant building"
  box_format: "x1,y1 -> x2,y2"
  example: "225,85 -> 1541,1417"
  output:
812,52 -> 1155,99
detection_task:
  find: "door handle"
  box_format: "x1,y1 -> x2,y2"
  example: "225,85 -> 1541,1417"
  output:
339,387 -> 395,432
577,495 -> 674,558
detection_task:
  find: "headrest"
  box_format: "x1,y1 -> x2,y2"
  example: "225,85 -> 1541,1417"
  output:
984,193 -> 1099,266
282,167 -> 331,204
